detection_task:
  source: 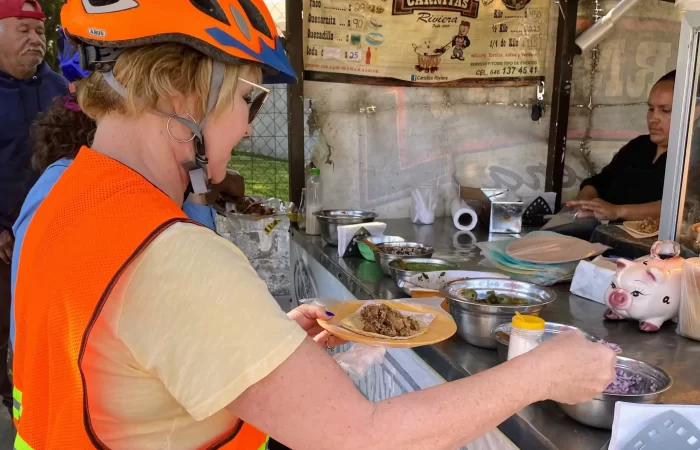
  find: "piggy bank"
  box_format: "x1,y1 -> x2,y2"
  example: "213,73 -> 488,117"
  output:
604,241 -> 685,332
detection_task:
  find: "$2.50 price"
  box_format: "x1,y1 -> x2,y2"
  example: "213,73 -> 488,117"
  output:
345,50 -> 361,61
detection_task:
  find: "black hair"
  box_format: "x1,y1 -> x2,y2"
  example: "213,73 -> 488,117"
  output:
656,70 -> 676,85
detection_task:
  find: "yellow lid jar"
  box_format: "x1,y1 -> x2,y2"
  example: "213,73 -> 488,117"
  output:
507,312 -> 545,361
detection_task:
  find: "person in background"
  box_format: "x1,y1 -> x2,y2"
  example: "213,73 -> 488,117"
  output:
0,0 -> 68,417
563,71 -> 675,239
13,1 -> 614,449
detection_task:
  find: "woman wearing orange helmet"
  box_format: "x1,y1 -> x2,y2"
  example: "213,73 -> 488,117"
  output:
12,0 -> 616,449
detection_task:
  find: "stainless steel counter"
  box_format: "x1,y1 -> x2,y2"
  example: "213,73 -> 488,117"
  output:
290,218 -> 700,450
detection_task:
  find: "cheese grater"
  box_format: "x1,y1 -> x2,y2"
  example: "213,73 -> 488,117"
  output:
522,196 -> 552,227
622,410 -> 700,450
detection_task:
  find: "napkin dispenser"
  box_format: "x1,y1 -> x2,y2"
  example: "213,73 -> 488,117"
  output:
460,187 -> 524,234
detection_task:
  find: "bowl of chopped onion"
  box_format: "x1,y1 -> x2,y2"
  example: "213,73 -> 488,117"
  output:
557,356 -> 672,429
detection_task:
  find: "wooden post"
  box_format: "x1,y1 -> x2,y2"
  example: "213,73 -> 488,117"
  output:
545,0 -> 580,211
286,0 -> 306,206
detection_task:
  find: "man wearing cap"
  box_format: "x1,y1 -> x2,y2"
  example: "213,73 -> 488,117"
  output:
0,0 -> 68,416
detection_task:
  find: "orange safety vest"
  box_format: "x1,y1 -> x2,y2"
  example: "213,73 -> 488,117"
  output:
13,147 -> 268,450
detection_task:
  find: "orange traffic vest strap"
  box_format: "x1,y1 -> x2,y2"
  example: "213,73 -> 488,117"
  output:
13,147 -> 268,450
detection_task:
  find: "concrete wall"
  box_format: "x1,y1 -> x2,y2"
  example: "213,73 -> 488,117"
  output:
307,0 -> 682,219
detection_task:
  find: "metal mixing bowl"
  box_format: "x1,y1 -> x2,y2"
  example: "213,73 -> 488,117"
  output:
373,242 -> 435,276
353,235 -> 405,261
441,278 -> 556,348
313,210 -> 378,246
388,258 -> 457,288
493,322 -> 598,362
557,356 -> 672,429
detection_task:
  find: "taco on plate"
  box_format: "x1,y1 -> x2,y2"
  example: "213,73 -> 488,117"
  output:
340,303 -> 429,340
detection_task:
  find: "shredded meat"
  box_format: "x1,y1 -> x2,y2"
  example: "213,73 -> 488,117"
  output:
636,217 -> 659,234
360,304 -> 421,337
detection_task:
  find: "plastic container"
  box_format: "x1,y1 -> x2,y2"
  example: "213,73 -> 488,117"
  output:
306,168 -> 323,235
298,188 -> 307,230
410,180 -> 438,225
507,312 -> 545,360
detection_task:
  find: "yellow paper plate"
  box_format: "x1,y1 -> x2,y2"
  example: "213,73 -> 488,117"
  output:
317,300 -> 457,348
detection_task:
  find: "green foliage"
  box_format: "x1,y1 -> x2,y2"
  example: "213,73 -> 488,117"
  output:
38,0 -> 65,71
229,151 -> 289,201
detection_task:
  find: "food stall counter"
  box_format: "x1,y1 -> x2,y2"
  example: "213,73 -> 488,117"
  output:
290,218 -> 700,450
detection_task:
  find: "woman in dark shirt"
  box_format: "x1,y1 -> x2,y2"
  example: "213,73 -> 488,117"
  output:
568,70 -> 675,221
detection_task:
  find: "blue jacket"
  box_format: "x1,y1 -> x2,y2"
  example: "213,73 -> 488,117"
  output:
0,62 -> 68,230
10,158 -> 217,348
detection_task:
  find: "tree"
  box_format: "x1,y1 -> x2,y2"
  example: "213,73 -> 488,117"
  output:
38,0 -> 65,70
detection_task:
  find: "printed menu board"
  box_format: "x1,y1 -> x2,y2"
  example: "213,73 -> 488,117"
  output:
302,0 -> 549,83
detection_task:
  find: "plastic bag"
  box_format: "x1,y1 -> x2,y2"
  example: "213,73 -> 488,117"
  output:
679,258 -> 700,340
676,0 -> 700,11
475,231 -> 581,285
410,180 -> 439,225
333,343 -> 387,378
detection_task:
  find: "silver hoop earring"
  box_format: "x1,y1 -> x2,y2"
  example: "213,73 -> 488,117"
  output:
166,113 -> 197,143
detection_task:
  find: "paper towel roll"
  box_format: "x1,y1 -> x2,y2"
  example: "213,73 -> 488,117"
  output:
450,198 -> 478,231
453,230 -> 476,248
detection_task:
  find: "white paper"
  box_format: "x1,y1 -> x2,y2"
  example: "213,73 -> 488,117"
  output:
570,257 -> 616,304
337,222 -> 387,257
615,224 -> 658,239
610,403 -> 700,450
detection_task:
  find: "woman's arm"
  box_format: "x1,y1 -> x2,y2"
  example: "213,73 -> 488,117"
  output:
576,185 -> 599,201
229,332 -> 615,450
618,201 -> 661,221
566,199 -> 660,222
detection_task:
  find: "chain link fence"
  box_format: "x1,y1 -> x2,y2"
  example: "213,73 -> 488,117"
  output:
229,0 -> 317,202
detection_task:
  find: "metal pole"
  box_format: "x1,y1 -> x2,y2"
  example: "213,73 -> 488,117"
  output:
545,0 -> 580,211
287,0 -> 306,206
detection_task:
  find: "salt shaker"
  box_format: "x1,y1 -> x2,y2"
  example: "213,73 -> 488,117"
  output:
507,312 -> 545,360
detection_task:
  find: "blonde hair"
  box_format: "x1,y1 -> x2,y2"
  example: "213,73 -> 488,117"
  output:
77,43 -> 262,121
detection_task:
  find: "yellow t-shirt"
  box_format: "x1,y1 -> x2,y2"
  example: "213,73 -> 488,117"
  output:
81,223 -> 306,449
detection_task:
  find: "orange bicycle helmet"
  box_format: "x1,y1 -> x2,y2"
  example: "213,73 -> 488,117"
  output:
60,0 -> 296,84
60,0 -> 297,197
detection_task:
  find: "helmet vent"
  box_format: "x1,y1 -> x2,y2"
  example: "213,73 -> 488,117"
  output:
81,0 -> 138,13
189,0 -> 231,25
236,0 -> 272,39
229,5 -> 252,41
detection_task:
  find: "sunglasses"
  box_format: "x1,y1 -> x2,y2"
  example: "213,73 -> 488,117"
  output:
238,78 -> 270,124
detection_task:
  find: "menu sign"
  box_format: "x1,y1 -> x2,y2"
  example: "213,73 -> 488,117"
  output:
303,0 -> 549,83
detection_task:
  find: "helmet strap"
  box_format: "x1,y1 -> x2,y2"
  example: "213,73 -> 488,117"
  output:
101,61 -> 227,199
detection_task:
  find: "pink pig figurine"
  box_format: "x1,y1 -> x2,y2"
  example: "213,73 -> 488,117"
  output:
604,240 -> 685,332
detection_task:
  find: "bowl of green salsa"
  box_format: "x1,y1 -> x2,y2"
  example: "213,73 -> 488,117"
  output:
388,258 -> 457,287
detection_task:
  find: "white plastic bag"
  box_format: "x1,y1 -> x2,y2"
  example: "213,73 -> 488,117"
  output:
410,180 -> 439,225
679,258 -> 700,340
333,344 -> 387,378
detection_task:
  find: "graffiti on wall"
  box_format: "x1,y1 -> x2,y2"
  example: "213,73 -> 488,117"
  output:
482,162 -> 585,192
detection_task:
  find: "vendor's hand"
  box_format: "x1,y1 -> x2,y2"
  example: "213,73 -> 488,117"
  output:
0,230 -> 13,265
566,198 -> 623,221
529,330 -> 616,405
288,304 -> 346,348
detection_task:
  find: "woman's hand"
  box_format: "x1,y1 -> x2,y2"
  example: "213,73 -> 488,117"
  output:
566,198 -> 623,221
288,304 -> 345,348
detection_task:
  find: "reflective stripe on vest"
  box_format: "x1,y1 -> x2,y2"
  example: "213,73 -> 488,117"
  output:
13,147 -> 268,449
12,386 -> 21,422
14,432 -> 32,450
